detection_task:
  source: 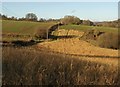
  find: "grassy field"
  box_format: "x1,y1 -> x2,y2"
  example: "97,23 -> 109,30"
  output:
2,20 -> 118,35
2,20 -> 56,35
60,24 -> 118,33
2,20 -> 57,41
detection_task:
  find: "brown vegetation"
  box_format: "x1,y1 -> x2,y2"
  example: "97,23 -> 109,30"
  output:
34,28 -> 47,40
97,32 -> 119,49
81,29 -> 119,50
2,47 -> 119,85
95,20 -> 118,28
2,25 -> 119,85
81,29 -> 104,40
81,20 -> 94,26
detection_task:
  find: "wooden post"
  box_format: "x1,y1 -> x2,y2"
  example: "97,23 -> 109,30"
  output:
47,29 -> 48,41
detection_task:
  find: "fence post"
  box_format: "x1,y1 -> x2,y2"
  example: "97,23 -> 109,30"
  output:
47,28 -> 49,41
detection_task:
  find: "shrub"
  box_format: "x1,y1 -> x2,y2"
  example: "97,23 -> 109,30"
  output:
82,29 -> 95,40
81,29 -> 104,40
34,28 -> 47,40
97,32 -> 119,49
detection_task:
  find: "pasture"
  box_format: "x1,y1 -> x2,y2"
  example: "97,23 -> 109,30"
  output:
2,20 -> 56,34
60,24 -> 118,33
2,20 -> 56,42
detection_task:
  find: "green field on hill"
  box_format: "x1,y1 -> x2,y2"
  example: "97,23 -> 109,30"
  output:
60,24 -> 118,33
2,20 -> 118,34
2,20 -> 56,35
2,20 -> 118,42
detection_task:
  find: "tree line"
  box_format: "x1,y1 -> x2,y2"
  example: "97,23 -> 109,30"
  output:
0,13 -> 118,28
0,13 -> 60,22
95,20 -> 118,28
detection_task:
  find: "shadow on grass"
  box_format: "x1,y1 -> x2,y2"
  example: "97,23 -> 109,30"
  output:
2,40 -> 42,47
68,53 -> 119,58
2,35 -> 76,47
49,35 -> 77,40
11,40 -> 41,47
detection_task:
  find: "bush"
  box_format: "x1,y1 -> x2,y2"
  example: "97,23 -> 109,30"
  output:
81,29 -> 119,50
34,29 -> 47,40
82,29 -> 95,40
81,29 -> 104,40
97,32 -> 119,49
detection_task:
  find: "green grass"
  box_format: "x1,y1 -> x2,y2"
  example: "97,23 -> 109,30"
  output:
3,20 -> 118,35
2,20 -> 118,42
2,20 -> 56,35
60,24 -> 118,33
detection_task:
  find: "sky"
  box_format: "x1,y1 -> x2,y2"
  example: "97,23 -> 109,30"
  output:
1,0 -> 119,2
1,2 -> 118,22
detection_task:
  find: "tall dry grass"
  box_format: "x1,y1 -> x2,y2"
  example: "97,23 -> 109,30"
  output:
2,47 -> 119,85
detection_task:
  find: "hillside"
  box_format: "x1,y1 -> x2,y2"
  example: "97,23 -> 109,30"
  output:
38,29 -> 118,66
60,24 -> 118,33
2,20 -> 57,41
2,20 -> 119,85
2,20 -> 118,34
2,20 -> 56,35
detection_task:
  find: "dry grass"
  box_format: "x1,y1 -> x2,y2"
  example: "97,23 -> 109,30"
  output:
2,29 -> 119,85
38,29 -> 118,67
97,32 -> 119,49
2,47 -> 119,85
38,38 -> 118,56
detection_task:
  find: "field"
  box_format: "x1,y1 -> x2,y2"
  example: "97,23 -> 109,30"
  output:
2,20 -> 118,42
60,24 -> 118,33
2,20 -> 119,85
2,20 -> 56,34
2,20 -> 56,42
39,29 -> 118,66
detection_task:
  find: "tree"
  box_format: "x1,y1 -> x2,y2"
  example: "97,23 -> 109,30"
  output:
39,18 -> 46,22
82,20 -> 94,26
60,15 -> 81,25
0,14 -> 1,17
25,13 -> 38,21
2,15 -> 8,20
18,17 -> 26,21
95,20 -> 118,28
10,16 -> 17,21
